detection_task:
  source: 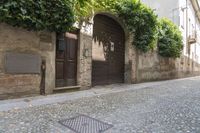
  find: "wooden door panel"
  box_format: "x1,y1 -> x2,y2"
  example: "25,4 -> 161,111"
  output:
56,51 -> 65,59
66,37 -> 77,86
56,62 -> 64,79
92,60 -> 109,85
67,39 -> 77,60
66,62 -> 76,86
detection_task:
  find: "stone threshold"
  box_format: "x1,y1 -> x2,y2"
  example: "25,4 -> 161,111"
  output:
54,85 -> 81,91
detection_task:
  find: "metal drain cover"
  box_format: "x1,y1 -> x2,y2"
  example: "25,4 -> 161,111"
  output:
58,114 -> 113,133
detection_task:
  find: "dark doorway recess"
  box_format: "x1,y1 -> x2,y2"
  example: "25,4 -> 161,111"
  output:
92,14 -> 125,86
56,31 -> 78,87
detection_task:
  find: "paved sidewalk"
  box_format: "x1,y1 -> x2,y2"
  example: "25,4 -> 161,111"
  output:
0,80 -> 165,112
1,77 -> 200,133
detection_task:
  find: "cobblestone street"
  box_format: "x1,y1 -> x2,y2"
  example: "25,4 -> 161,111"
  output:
1,77 -> 200,133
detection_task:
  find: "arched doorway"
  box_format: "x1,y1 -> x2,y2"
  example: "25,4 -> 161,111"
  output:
92,14 -> 125,86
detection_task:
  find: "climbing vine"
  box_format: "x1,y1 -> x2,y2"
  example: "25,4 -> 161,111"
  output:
158,18 -> 183,58
115,0 -> 158,52
0,0 -> 183,55
76,0 -> 158,52
0,0 -> 75,32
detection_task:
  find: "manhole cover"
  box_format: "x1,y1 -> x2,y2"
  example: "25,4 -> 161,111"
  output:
58,114 -> 113,133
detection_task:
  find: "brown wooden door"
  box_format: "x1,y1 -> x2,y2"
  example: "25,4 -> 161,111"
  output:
92,14 -> 125,86
56,32 -> 78,87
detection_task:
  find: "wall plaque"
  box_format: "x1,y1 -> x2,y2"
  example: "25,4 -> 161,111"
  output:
5,52 -> 41,74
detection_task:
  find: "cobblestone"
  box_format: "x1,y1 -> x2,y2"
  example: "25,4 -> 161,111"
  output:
0,77 -> 200,133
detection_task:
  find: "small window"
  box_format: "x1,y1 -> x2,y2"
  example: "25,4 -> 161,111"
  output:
181,8 -> 185,29
189,19 -> 191,35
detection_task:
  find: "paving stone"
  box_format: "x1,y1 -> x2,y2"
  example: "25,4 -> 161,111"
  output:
0,77 -> 200,133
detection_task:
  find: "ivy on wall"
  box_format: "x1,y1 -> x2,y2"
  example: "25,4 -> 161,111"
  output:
158,18 -> 183,58
0,0 -> 75,32
115,0 -> 158,52
75,0 -> 158,52
0,0 -> 183,56
73,0 -> 120,17
77,0 -> 183,55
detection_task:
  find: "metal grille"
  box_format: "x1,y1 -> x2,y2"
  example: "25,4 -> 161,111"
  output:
58,114 -> 113,133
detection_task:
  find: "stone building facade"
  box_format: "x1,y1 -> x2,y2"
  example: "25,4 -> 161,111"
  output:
0,12 -> 200,99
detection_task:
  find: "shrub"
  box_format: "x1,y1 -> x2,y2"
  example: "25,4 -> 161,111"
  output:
158,18 -> 183,58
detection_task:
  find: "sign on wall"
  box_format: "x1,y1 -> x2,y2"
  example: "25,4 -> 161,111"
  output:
5,52 -> 41,74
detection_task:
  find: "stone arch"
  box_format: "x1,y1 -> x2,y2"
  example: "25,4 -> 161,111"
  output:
92,12 -> 129,39
77,12 -> 136,89
91,13 -> 135,86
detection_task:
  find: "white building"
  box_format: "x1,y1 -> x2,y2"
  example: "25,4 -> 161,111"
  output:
142,0 -> 200,65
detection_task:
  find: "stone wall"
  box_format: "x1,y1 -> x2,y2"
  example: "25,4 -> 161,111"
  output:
78,33 -> 93,89
1,15 -> 200,99
0,23 -> 56,99
75,21 -> 93,89
78,13 -> 200,86
135,50 -> 200,83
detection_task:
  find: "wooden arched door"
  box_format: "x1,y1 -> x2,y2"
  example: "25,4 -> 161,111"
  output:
92,14 -> 125,86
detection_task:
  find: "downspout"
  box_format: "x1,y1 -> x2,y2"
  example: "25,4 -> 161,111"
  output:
186,0 -> 190,72
186,0 -> 189,55
195,9 -> 197,72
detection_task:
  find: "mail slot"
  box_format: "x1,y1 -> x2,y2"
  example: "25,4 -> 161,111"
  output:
5,52 -> 41,74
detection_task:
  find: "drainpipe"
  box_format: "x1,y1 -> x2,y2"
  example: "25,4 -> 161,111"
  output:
186,0 -> 191,72
195,9 -> 197,71
186,0 -> 189,55
40,60 -> 46,95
